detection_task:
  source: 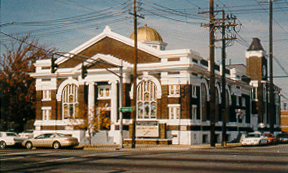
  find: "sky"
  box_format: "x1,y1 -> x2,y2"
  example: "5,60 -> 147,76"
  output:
1,0 -> 288,105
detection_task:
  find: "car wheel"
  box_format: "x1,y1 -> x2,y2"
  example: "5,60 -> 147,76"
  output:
53,141 -> 61,149
0,141 -> 6,149
25,142 -> 33,149
259,141 -> 262,146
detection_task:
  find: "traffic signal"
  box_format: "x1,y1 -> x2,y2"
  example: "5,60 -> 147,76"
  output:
51,55 -> 58,73
81,63 -> 87,79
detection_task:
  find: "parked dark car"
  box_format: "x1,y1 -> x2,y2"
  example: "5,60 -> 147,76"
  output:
276,133 -> 288,144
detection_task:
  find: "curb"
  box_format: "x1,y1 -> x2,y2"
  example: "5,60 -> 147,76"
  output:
81,143 -> 242,151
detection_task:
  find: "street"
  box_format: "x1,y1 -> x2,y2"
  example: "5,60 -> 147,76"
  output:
1,144 -> 288,173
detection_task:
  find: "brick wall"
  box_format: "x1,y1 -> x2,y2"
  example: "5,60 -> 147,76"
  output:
281,110 -> 288,133
35,91 -> 42,120
161,85 -> 168,119
51,90 -> 57,120
180,84 -> 191,119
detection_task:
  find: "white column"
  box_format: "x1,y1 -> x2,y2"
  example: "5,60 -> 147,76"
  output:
110,81 -> 117,130
88,82 -> 95,133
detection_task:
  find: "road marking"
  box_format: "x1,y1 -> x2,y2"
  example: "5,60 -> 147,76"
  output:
82,151 -> 127,158
22,157 -> 76,166
0,156 -> 24,161
1,150 -> 50,156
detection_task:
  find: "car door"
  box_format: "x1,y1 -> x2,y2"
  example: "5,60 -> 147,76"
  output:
6,132 -> 18,144
32,134 -> 45,147
42,134 -> 55,147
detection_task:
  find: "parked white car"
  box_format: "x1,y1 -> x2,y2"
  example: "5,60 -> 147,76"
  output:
241,132 -> 268,146
18,130 -> 34,139
0,132 -> 19,149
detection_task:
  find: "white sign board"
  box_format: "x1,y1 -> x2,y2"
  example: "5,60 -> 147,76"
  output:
136,121 -> 159,138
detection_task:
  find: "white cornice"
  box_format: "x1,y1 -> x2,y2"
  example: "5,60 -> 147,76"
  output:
245,50 -> 266,59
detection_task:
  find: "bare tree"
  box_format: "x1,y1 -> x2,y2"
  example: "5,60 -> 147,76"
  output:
70,104 -> 110,145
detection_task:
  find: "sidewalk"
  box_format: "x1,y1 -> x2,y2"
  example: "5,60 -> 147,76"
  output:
79,142 -> 242,151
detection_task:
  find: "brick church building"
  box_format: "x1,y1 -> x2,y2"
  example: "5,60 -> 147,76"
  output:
30,25 -> 281,145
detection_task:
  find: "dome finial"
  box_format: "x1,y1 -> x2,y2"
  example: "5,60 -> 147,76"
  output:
129,24 -> 163,42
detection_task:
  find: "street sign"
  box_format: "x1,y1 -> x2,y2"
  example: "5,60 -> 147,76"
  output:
119,107 -> 133,112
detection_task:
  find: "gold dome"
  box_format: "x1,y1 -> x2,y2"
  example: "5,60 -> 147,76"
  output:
129,24 -> 163,42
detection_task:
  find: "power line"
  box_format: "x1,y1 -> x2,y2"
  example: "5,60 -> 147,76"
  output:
184,0 -> 201,9
12,1 -> 131,27
142,0 -> 207,19
53,0 -> 96,12
0,31 -> 53,55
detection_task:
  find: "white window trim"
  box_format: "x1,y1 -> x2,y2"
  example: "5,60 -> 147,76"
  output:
192,104 -> 197,120
98,86 -> 111,99
242,97 -> 246,107
42,90 -> 51,101
168,104 -> 180,119
192,85 -> 197,98
168,85 -> 180,97
263,86 -> 267,102
137,81 -> 157,120
236,96 -> 240,106
252,87 -> 258,101
62,84 -> 78,119
42,107 -> 51,121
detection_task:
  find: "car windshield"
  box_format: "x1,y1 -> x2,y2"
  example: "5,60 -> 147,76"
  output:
246,134 -> 260,138
264,134 -> 273,137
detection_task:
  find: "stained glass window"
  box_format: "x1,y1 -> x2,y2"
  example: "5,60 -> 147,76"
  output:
137,81 -> 157,119
62,84 -> 78,119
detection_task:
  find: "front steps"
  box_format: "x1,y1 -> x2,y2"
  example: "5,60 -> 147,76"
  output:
80,131 -> 114,145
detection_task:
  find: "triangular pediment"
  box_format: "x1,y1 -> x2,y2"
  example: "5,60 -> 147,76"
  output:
71,54 -> 131,72
57,26 -> 161,69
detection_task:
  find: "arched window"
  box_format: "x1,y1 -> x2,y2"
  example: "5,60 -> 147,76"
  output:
62,84 -> 79,119
201,83 -> 207,121
137,81 -> 157,119
225,90 -> 230,123
215,90 -> 219,122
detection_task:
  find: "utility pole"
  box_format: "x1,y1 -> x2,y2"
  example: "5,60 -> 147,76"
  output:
131,0 -> 138,148
200,5 -> 239,146
119,61 -> 123,148
269,0 -> 274,134
216,12 -> 239,147
209,0 -> 216,147
199,0 -> 216,147
221,10 -> 226,147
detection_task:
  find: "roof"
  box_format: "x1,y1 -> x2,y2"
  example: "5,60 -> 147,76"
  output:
247,38 -> 264,51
